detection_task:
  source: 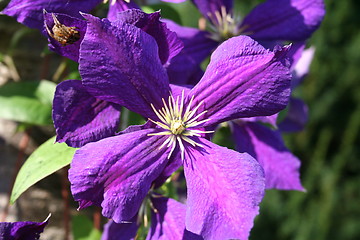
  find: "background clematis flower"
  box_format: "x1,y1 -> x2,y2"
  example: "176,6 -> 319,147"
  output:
67,12 -> 292,239
162,0 -> 325,84
0,217 -> 49,240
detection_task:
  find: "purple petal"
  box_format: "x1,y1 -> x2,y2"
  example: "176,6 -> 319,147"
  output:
292,46 -> 315,87
189,35 -> 291,127
2,0 -> 102,29
191,0 -> 233,24
164,20 -> 217,65
153,150 -> 182,189
164,20 -> 217,84
112,10 -> 183,66
183,137 -> 265,239
101,218 -> 138,240
170,84 -> 192,98
241,114 -> 278,128
79,14 -> 170,119
43,12 -> 87,62
278,97 -> 309,132
232,121 -> 304,190
287,41 -> 306,69
147,197 -> 203,240
241,0 -> 325,41
69,129 -> 170,222
53,80 -> 121,148
107,0 -> 140,22
0,219 -> 48,240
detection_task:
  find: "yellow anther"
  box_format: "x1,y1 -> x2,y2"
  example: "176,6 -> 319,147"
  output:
147,91 -> 213,160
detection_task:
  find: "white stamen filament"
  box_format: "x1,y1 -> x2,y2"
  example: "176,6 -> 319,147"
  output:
148,91 -> 213,160
207,5 -> 243,41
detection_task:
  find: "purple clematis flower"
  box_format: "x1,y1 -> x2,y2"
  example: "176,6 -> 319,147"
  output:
0,217 -> 49,240
163,0 -> 325,84
65,12 -> 292,239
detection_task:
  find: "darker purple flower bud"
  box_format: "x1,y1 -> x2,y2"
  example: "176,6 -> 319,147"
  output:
0,217 -> 49,240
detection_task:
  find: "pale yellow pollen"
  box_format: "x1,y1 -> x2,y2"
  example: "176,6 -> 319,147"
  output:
148,91 -> 213,160
207,5 -> 242,41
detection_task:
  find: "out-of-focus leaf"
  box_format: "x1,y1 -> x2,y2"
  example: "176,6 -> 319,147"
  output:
10,136 -> 76,203
212,123 -> 235,150
72,214 -> 101,240
0,80 -> 55,125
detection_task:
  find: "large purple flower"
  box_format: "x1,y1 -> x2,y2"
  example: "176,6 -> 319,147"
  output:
0,218 -> 49,240
65,13 -> 292,239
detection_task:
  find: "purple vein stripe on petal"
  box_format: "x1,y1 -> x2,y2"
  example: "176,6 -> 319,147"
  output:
189,35 -> 291,127
69,129 -> 170,222
79,14 -> 170,120
183,137 -> 265,240
112,10 -> 184,66
2,0 -> 102,29
232,121 -> 304,190
241,0 -> 325,41
53,80 -> 121,148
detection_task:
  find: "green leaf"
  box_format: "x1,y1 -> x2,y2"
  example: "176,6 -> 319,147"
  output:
72,215 -> 101,240
0,80 -> 56,125
10,136 -> 76,203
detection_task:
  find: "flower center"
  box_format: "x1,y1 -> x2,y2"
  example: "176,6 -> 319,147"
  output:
148,91 -> 212,160
207,6 -> 248,41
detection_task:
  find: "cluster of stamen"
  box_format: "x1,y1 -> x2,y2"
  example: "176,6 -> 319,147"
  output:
148,91 -> 212,160
207,6 -> 245,41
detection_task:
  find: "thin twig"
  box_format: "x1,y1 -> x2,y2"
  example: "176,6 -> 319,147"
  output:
61,167 -> 70,240
3,55 -> 20,82
93,207 -> 101,230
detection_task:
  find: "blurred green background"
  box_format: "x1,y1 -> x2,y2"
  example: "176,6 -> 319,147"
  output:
0,0 -> 359,239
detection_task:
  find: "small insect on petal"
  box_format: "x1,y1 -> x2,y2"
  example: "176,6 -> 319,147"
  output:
45,13 -> 80,46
